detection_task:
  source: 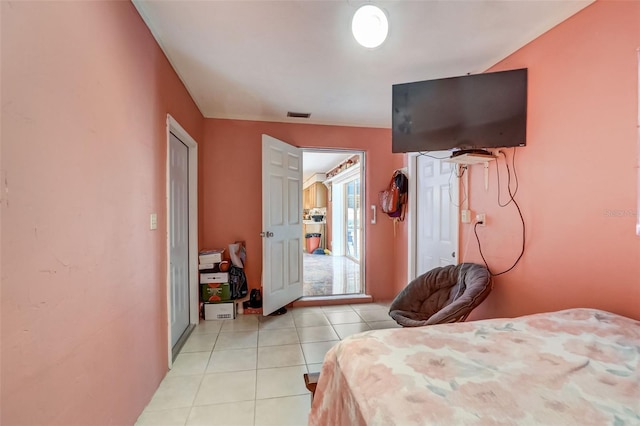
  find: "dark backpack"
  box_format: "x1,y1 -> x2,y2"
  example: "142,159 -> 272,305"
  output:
229,266 -> 248,300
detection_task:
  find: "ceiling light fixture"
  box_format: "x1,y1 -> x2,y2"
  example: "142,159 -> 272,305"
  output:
351,4 -> 388,48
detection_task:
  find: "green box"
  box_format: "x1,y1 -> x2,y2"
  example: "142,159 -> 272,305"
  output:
200,283 -> 230,302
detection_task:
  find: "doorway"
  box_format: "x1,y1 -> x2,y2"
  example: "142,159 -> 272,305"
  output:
166,115 -> 199,365
407,152 -> 460,282
169,132 -> 190,349
302,150 -> 365,297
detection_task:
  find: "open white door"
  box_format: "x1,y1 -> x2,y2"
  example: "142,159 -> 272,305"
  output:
261,135 -> 303,315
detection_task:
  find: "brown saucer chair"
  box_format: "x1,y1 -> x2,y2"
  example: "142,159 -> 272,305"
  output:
389,263 -> 492,327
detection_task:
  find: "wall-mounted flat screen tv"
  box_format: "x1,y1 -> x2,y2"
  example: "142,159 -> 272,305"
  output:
392,68 -> 527,153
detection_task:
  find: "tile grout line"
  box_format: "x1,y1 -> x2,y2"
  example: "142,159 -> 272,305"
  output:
185,363 -> 208,425
253,344 -> 258,426
167,329 -> 217,425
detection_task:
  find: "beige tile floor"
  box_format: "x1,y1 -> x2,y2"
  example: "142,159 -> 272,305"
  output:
135,303 -> 399,426
302,253 -> 361,297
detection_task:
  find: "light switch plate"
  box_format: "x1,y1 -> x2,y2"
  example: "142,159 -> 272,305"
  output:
150,213 -> 158,230
461,209 -> 471,223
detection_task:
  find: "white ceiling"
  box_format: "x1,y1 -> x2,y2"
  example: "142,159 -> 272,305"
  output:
133,0 -> 592,128
303,151 -> 354,182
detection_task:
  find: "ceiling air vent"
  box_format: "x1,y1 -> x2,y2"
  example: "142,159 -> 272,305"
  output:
287,111 -> 311,119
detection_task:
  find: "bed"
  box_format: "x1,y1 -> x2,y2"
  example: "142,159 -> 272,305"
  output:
309,308 -> 640,425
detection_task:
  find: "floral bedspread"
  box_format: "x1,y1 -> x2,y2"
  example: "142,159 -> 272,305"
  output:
309,309 -> 640,425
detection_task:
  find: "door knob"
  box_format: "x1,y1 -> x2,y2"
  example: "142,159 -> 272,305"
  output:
451,251 -> 456,258
260,231 -> 274,238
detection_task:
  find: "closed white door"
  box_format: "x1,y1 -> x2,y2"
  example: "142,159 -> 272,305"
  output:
169,133 -> 190,347
261,135 -> 303,316
415,154 -> 459,276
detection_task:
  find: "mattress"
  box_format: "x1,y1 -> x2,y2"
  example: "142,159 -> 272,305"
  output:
309,308 -> 640,425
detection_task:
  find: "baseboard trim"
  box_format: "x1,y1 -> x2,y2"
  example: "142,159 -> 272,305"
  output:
292,294 -> 373,307
171,323 -> 195,362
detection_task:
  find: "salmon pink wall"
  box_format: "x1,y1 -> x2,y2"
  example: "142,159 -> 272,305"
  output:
202,119 -> 404,302
392,157 -> 411,297
460,0 -> 640,320
2,2 -> 203,425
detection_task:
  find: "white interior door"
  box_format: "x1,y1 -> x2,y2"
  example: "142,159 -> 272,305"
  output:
414,154 -> 459,277
169,132 -> 190,347
261,134 -> 303,315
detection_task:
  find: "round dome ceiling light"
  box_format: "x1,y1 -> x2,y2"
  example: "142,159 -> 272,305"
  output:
351,4 -> 388,48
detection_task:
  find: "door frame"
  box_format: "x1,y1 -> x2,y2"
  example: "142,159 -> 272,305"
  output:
302,148 -> 366,296
165,114 -> 199,368
407,153 -> 461,282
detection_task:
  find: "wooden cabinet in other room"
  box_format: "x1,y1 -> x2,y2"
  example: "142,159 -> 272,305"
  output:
304,182 -> 327,209
303,187 -> 311,210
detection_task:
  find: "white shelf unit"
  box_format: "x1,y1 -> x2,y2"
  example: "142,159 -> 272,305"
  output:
443,153 -> 496,190
443,153 -> 496,165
